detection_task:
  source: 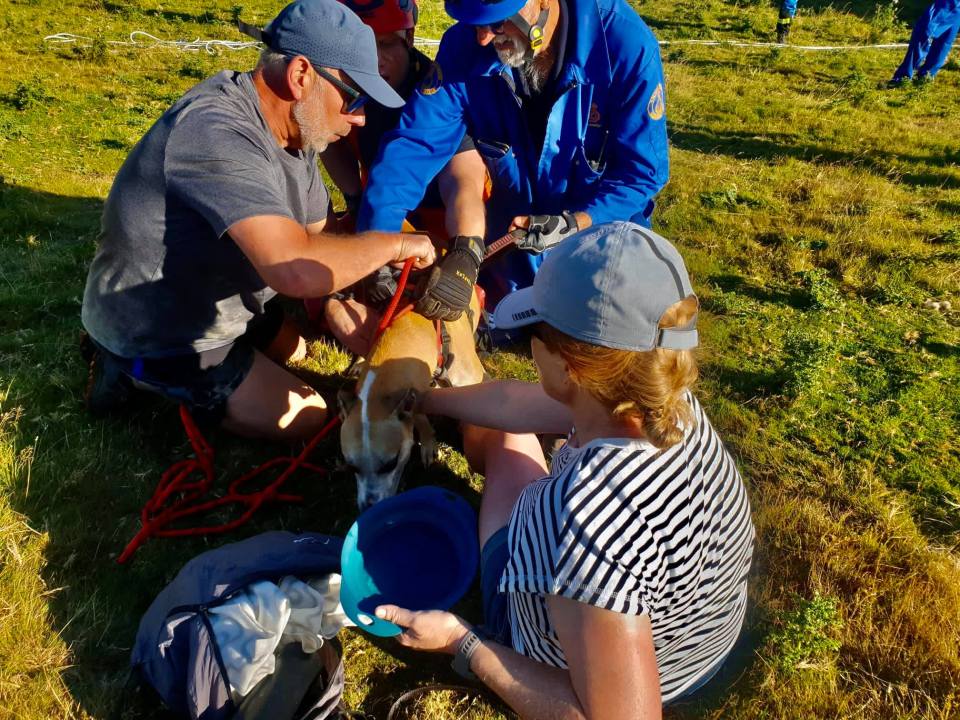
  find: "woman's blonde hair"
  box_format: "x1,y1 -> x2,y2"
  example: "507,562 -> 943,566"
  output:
536,296 -> 699,450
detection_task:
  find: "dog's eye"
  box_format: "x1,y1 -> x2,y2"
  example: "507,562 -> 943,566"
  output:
379,456 -> 399,474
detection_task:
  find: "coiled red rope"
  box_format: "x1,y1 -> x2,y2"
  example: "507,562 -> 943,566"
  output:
117,258 -> 420,564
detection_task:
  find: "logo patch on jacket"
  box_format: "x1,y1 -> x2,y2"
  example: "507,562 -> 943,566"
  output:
588,102 -> 602,126
419,63 -> 443,96
647,83 -> 665,121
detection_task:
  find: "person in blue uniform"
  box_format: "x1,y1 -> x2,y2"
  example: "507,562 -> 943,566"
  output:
890,0 -> 960,86
356,0 -> 670,322
307,0 -> 488,355
776,0 -> 798,44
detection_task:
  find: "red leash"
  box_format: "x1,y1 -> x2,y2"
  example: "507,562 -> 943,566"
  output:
371,257 -> 445,370
373,257 -> 416,344
118,257 -> 435,564
117,408 -> 341,563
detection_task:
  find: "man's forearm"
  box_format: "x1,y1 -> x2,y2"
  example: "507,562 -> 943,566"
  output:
230,216 -> 433,299
282,231 -> 403,297
470,640 -> 587,720
444,189 -> 486,238
261,232 -> 401,298
439,150 -> 487,238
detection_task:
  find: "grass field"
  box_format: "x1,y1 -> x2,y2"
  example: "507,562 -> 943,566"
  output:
1,0 -> 959,717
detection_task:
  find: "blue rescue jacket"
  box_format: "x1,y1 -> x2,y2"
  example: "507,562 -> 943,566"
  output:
358,0 -> 669,301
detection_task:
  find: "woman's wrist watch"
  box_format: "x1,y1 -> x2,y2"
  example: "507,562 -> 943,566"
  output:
451,627 -> 489,680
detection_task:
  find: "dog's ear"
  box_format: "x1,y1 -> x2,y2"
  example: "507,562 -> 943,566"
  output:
337,387 -> 358,419
396,388 -> 418,420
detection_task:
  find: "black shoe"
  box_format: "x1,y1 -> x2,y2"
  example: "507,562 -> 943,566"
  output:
81,333 -> 132,416
776,20 -> 790,44
886,77 -> 908,89
914,74 -> 933,86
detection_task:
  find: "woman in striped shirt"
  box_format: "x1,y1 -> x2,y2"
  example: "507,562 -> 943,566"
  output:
375,222 -> 754,719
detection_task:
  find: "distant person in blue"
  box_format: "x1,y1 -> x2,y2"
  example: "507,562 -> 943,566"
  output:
356,0 -> 670,322
776,0 -> 797,44
889,0 -> 960,86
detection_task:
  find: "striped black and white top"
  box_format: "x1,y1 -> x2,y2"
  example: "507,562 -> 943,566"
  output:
498,392 -> 754,703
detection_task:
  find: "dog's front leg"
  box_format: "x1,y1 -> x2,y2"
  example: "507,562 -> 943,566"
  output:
414,413 -> 437,466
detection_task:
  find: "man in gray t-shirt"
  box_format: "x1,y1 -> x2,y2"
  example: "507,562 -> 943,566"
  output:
81,0 -> 435,441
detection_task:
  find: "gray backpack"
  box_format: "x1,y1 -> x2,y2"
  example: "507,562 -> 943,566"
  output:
130,532 -> 353,720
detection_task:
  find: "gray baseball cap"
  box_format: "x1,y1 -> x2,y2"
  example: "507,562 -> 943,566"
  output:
239,0 -> 404,108
491,222 -> 700,351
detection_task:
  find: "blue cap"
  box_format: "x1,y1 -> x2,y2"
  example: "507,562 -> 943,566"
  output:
340,486 -> 479,637
491,222 -> 700,352
240,0 -> 404,108
444,0 -> 527,25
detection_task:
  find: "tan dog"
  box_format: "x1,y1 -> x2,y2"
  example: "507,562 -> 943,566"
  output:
339,292 -> 484,509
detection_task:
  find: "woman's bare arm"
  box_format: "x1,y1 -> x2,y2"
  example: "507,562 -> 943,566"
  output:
420,380 -> 572,434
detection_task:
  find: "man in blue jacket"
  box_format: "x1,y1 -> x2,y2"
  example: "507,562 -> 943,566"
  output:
357,0 -> 669,320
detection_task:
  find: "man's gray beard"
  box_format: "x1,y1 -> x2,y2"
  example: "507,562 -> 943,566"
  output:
293,91 -> 331,154
495,39 -> 547,93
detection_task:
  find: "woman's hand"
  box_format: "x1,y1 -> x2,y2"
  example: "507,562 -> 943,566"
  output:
375,605 -> 471,654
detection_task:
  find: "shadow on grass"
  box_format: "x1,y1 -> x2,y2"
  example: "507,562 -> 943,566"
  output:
705,363 -> 789,402
0,184 -> 760,720
0,182 -> 504,719
669,125 -> 960,189
708,273 -> 812,311
919,339 -> 959,358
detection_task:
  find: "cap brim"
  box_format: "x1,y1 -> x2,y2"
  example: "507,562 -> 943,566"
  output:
490,287 -> 541,330
446,0 -> 527,25
344,67 -> 405,109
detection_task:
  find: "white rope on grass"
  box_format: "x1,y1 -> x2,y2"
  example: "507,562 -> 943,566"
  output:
44,31 -> 261,53
658,38 -> 909,51
44,31 -> 905,53
43,31 -> 439,52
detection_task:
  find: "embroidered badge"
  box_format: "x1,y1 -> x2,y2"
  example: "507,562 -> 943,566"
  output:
588,102 -> 601,126
420,63 -> 443,96
647,82 -> 665,121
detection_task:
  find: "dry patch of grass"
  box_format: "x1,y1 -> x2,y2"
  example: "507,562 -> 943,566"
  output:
0,406 -> 82,718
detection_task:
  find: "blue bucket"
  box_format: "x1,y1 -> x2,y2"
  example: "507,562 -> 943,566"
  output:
340,486 -> 479,637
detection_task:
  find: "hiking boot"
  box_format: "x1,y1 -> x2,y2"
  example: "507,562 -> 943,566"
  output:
886,76 -> 909,89
81,333 -> 132,416
776,20 -> 790,44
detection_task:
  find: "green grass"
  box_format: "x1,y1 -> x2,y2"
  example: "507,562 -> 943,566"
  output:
1,0 -> 959,717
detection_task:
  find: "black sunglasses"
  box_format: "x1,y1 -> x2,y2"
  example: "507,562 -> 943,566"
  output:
476,18 -> 509,32
315,67 -> 367,114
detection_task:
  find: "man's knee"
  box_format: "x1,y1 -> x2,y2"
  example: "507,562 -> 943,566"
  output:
223,351 -> 329,442
263,315 -> 307,364
325,297 -> 380,357
462,424 -> 502,474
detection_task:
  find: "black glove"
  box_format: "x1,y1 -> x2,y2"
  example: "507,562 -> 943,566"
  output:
363,265 -> 400,306
514,211 -> 579,254
414,235 -> 484,322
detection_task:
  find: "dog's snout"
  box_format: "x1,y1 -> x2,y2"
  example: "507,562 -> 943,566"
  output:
355,472 -> 402,511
